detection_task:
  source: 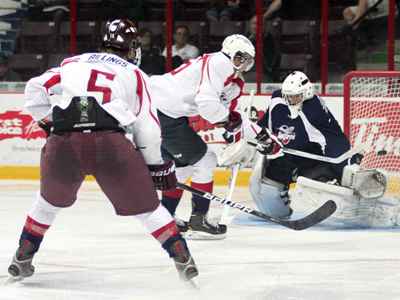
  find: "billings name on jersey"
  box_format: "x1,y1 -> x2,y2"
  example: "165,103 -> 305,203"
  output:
87,54 -> 129,67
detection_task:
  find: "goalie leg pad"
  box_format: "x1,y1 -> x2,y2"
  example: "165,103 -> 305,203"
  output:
290,176 -> 396,228
249,174 -> 292,218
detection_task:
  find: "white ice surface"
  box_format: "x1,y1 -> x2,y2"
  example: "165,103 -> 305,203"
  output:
1,180 -> 400,300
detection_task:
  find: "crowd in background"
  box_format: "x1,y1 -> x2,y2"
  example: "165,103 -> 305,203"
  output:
0,0 -> 396,82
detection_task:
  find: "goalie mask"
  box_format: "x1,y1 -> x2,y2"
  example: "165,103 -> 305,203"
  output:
222,34 -> 255,73
103,19 -> 141,66
281,71 -> 314,107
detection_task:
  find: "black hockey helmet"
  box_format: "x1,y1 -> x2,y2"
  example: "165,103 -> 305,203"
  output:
102,19 -> 141,66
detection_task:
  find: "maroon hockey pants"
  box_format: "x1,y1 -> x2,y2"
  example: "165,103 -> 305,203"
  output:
40,131 -> 159,215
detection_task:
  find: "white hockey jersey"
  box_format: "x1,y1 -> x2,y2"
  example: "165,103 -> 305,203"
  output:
24,52 -> 163,164
150,52 -> 244,124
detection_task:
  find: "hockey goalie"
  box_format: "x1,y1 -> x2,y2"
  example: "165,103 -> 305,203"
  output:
221,71 -> 392,228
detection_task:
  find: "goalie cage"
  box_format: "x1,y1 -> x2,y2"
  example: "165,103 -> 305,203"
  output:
340,71 -> 400,227
334,71 -> 400,227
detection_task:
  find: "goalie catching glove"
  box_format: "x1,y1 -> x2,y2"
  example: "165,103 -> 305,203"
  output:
254,128 -> 284,159
147,160 -> 177,190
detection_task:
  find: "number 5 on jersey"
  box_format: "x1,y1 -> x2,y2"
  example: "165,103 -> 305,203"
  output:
87,69 -> 116,104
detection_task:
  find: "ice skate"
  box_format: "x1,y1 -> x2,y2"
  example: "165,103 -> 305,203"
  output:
168,239 -> 199,282
7,241 -> 36,283
185,213 -> 227,240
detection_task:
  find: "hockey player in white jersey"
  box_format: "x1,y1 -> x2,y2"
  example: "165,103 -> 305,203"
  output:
246,71 -> 387,226
7,19 -> 198,283
150,34 -> 255,239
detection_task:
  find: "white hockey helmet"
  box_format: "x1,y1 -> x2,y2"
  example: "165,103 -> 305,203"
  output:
281,71 -> 314,106
221,34 -> 255,72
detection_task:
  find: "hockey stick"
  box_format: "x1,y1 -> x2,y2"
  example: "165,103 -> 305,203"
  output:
247,140 -> 364,164
177,182 -> 337,230
219,163 -> 240,225
218,90 -> 256,224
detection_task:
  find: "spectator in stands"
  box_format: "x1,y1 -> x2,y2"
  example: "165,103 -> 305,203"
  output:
139,28 -> 165,75
343,0 -> 380,28
0,54 -> 21,82
27,0 -> 68,24
206,0 -> 249,22
246,15 -> 277,82
260,0 -> 280,20
162,25 -> 199,62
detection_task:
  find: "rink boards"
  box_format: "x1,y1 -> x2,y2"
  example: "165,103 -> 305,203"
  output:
0,92 -> 399,195
0,92 -> 343,185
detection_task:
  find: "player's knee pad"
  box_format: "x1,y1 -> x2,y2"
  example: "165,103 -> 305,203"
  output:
249,177 -> 291,218
28,192 -> 62,225
135,204 -> 174,234
192,150 -> 217,183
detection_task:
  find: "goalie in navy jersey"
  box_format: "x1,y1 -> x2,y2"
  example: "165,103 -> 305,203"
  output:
249,71 -> 355,218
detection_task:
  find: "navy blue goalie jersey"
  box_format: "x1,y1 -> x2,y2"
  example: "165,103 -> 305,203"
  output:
258,90 -> 350,159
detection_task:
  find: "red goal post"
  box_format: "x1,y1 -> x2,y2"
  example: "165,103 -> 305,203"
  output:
343,71 -> 400,197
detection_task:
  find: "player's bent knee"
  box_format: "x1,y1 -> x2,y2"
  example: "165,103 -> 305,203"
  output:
192,151 -> 217,183
28,192 -> 62,225
195,150 -> 217,170
135,204 -> 174,233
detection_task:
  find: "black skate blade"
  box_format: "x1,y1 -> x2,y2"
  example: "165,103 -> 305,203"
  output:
183,230 -> 226,240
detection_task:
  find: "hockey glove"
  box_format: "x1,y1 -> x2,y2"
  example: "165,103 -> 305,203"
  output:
222,130 -> 242,144
148,160 -> 177,191
255,128 -> 284,159
38,119 -> 53,137
223,110 -> 242,132
221,111 -> 242,144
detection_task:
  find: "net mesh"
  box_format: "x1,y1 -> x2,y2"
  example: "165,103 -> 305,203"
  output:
346,73 -> 400,198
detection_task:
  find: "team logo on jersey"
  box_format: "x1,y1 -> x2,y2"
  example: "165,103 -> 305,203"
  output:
173,153 -> 183,159
277,125 -> 295,145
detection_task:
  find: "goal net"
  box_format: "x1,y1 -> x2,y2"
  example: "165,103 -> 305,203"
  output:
343,71 -> 400,199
